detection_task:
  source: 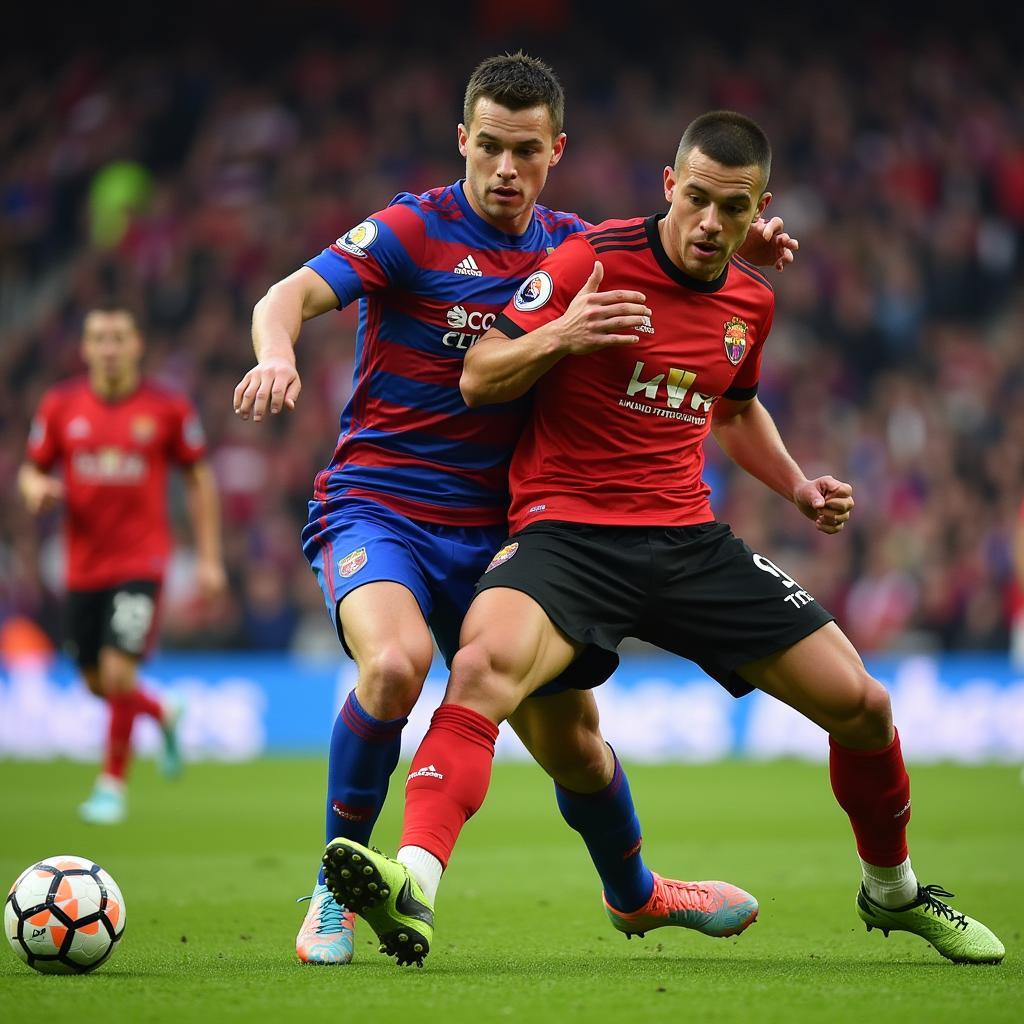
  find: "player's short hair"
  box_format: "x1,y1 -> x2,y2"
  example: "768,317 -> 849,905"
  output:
674,111 -> 772,191
83,303 -> 140,332
463,52 -> 565,137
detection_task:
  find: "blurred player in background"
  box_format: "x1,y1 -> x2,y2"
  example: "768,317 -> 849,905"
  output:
1011,497 -> 1024,668
235,54 -> 795,964
324,111 -> 1005,968
19,305 -> 226,824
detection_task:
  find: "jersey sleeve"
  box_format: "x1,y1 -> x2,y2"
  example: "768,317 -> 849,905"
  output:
492,236 -> 596,339
723,298 -> 774,400
303,198 -> 427,309
25,389 -> 62,470
166,396 -> 208,466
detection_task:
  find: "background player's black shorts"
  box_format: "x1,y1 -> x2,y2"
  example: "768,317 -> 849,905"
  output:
476,521 -> 834,698
64,580 -> 161,668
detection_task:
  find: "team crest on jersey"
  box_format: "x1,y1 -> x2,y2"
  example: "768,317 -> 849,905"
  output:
485,542 -> 519,572
723,316 -> 749,365
67,416 -> 91,439
131,415 -> 156,442
338,547 -> 368,578
336,220 -> 379,259
513,271 -> 554,312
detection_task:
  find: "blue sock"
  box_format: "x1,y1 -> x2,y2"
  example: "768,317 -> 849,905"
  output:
555,751 -> 655,913
316,689 -> 406,885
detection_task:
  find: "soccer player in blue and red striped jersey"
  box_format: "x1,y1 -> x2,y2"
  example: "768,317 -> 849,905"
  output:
235,56 -> 796,965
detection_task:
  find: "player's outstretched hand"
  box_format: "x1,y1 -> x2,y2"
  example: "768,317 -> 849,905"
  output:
557,262 -> 651,355
738,217 -> 799,272
794,475 -> 855,535
195,558 -> 228,602
233,359 -> 301,422
22,474 -> 64,515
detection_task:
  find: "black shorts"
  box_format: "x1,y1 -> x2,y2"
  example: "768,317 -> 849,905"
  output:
476,521 -> 834,698
64,580 -> 161,669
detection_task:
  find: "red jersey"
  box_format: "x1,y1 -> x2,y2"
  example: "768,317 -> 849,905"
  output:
26,377 -> 207,589
494,215 -> 774,532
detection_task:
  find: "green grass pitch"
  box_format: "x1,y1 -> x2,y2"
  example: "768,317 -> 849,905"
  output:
0,758 -> 1020,1023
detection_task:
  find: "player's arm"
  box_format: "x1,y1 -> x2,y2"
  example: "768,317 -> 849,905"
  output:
711,397 -> 854,535
461,261 -> 649,407
234,267 -> 338,421
180,459 -> 227,599
17,461 -> 64,515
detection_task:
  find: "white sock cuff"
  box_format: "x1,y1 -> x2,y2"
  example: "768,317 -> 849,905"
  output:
397,845 -> 443,904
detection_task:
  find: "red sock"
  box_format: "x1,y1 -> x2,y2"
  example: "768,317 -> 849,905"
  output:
400,704 -> 499,868
829,729 -> 911,866
126,687 -> 165,723
103,694 -> 139,781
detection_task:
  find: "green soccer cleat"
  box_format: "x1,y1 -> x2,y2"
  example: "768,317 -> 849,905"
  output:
322,839 -> 433,967
857,884 -> 1005,964
158,694 -> 184,779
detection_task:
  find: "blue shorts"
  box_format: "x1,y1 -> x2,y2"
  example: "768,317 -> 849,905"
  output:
302,497 -> 506,667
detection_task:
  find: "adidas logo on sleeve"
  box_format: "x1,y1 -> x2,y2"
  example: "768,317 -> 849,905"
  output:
454,254 -> 483,277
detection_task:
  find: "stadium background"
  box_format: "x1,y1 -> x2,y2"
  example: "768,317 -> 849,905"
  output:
2,1 -> 1023,762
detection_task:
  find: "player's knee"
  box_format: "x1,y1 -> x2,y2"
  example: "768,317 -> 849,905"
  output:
357,645 -> 430,719
82,668 -> 104,697
97,655 -> 136,696
832,674 -> 893,749
447,642 -> 520,718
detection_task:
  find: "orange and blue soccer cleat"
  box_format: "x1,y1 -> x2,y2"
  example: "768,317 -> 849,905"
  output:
295,882 -> 356,964
605,873 -> 758,939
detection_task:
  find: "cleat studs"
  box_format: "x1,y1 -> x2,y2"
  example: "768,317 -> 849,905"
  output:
625,934 -> 632,941
368,883 -> 378,891
882,929 -> 890,938
380,888 -> 390,898
363,865 -> 373,876
413,943 -> 423,953
398,933 -> 409,942
341,869 -> 352,879
352,854 -> 362,863
638,931 -> 646,939
866,924 -> 873,932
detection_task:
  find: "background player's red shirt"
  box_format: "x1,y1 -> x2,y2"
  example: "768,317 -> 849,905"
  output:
494,215 -> 775,532
26,377 -> 207,589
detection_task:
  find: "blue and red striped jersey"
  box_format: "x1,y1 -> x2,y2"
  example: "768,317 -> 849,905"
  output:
305,179 -> 587,526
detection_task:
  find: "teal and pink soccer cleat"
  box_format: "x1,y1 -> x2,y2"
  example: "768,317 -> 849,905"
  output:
322,839 -> 433,967
295,882 -> 356,964
857,883 -> 1004,964
605,873 -> 759,939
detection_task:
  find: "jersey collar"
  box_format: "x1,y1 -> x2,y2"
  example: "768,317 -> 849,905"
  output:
645,214 -> 729,293
451,179 -> 538,246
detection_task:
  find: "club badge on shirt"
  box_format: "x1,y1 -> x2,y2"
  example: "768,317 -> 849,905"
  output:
724,316 -> 749,365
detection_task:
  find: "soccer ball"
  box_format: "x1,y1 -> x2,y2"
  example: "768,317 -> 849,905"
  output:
4,855 -> 126,974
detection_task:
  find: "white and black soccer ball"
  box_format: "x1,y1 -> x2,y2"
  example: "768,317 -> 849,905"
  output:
4,855 -> 126,974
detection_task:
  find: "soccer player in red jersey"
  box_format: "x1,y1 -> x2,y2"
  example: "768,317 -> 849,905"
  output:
19,305 -> 226,824
325,112 -> 1005,967
239,56 -> 794,965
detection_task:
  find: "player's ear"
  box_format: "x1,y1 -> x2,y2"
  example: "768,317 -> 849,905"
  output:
757,191 -> 773,218
457,123 -> 469,158
663,165 -> 676,203
548,132 -> 567,168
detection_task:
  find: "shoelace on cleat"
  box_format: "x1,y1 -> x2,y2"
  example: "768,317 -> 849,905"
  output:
652,879 -> 713,912
916,885 -> 969,931
295,892 -> 349,936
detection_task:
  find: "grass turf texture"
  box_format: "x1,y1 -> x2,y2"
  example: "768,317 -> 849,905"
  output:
0,759 -> 1019,1023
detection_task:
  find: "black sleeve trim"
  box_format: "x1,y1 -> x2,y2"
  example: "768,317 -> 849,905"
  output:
723,383 -> 758,400
493,313 -> 527,339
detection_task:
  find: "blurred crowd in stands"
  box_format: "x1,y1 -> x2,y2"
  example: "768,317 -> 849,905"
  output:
2,9 -> 1023,658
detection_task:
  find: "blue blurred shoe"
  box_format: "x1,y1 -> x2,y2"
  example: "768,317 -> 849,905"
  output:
158,694 -> 184,779
78,777 -> 126,825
